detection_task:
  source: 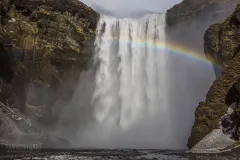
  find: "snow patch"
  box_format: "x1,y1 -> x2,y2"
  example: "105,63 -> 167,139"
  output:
188,129 -> 234,153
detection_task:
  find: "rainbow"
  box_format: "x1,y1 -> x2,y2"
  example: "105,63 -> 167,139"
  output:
100,35 -> 222,69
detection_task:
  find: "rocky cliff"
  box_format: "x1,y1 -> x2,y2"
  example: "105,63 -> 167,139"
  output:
166,0 -> 240,150
188,4 -> 240,149
0,0 -> 98,129
166,0 -> 238,77
204,4 -> 240,68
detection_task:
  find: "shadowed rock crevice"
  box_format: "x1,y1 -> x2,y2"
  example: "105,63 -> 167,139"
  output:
221,80 -> 240,140
0,41 -> 13,83
225,80 -> 240,106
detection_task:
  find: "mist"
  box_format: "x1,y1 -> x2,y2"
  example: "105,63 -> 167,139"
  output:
53,14 -> 216,150
48,0 -> 234,150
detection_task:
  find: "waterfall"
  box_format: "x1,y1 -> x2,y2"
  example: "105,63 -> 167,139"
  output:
65,13 -> 174,149
57,13 -> 215,149
92,14 -> 167,129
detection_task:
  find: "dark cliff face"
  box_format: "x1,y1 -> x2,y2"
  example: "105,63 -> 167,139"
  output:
187,4 -> 240,149
204,4 -> 240,68
0,0 -> 98,127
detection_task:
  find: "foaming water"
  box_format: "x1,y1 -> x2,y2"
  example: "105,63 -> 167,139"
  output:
71,14 -> 177,149
56,13 -> 215,149
93,14 -> 167,129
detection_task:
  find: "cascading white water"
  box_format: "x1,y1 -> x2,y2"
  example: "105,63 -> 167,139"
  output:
57,13 -> 215,149
92,14 -> 167,129
66,13 -> 177,149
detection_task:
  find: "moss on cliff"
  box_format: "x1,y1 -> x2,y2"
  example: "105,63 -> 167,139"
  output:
188,3 -> 240,148
0,0 -> 98,126
204,4 -> 240,68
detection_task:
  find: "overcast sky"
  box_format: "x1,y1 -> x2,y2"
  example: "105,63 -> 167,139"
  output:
81,0 -> 183,17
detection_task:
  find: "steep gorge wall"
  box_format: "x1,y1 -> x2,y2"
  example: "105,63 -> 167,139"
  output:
188,3 -> 240,148
166,0 -> 239,149
0,0 -> 98,127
